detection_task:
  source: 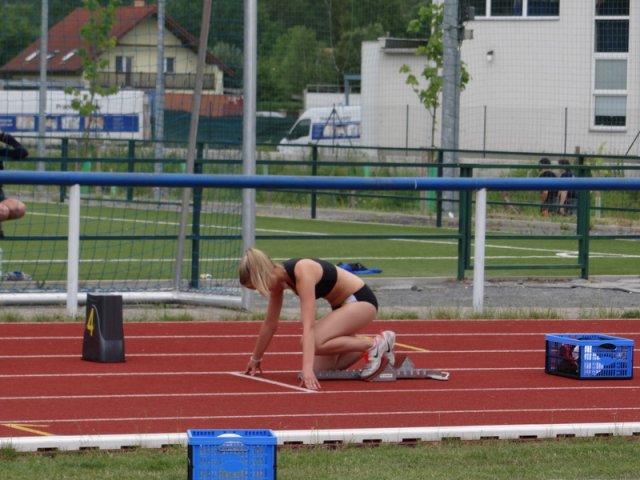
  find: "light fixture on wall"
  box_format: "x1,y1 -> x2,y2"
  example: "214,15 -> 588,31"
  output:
486,50 -> 494,63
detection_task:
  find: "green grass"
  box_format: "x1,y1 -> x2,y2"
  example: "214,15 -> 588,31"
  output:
1,437 -> 640,479
4,197 -> 640,284
256,215 -> 640,278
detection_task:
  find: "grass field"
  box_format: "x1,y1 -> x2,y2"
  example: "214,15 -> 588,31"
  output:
2,437 -> 640,479
2,199 -> 640,287
256,215 -> 640,277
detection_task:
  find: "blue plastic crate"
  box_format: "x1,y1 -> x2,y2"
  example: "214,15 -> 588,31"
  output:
187,429 -> 277,480
545,334 -> 634,380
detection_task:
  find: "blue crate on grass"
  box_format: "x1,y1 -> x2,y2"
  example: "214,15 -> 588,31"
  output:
545,334 -> 634,380
187,429 -> 277,480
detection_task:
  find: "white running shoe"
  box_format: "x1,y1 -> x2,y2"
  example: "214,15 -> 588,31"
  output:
381,330 -> 396,366
361,334 -> 389,379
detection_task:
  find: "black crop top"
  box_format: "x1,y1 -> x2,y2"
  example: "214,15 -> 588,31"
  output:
282,258 -> 337,299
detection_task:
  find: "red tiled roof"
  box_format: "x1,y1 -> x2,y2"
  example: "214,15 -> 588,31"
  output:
0,5 -> 231,75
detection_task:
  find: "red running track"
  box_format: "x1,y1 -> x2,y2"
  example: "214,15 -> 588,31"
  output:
0,319 -> 638,438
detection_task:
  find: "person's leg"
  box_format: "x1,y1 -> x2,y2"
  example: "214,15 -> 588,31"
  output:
1,198 -> 26,220
312,302 -> 376,371
0,201 -> 9,237
0,198 -> 26,237
0,198 -> 27,238
2,198 -> 27,220
0,202 -> 10,222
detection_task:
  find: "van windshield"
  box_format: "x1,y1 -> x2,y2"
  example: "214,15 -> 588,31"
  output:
286,119 -> 311,141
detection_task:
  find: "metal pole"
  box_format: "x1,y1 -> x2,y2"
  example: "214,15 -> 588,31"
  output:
154,0 -> 166,199
242,0 -> 258,310
37,0 -> 49,167
441,0 -> 460,216
563,107 -> 568,154
482,105 -> 487,154
472,188 -> 487,314
67,184 -> 80,317
173,0 -> 212,289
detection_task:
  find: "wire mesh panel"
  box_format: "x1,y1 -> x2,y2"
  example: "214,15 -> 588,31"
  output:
0,179 -> 242,297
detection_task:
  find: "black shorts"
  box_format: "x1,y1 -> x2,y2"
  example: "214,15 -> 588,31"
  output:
0,187 -> 5,202
332,284 -> 378,311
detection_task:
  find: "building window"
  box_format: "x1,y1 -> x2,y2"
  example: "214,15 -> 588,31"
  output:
463,0 -> 486,16
592,0 -> 628,128
595,0 -> 628,16
164,57 -> 175,73
595,59 -> 626,90
25,50 -> 39,62
492,0 -> 522,16
115,56 -> 133,73
462,0 -> 559,17
595,20 -> 628,53
594,96 -> 626,127
527,0 -> 560,16
61,51 -> 76,63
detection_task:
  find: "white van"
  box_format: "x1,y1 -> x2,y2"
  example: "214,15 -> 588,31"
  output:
278,105 -> 361,153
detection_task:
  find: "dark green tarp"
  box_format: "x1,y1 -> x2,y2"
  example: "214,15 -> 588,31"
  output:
163,111 -> 295,146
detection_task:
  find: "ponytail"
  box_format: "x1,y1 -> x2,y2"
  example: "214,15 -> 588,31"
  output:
238,248 -> 277,298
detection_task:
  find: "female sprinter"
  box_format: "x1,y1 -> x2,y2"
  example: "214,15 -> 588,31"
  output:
239,248 -> 395,391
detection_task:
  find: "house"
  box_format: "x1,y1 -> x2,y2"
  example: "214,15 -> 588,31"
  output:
360,0 -> 640,157
0,0 -> 240,117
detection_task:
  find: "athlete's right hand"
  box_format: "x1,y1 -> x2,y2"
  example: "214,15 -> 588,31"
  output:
299,369 -> 321,391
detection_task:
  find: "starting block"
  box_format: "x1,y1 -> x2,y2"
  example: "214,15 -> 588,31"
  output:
312,354 -> 450,382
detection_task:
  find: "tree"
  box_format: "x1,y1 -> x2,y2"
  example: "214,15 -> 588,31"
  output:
213,42 -> 243,90
260,26 -> 336,103
399,2 -> 469,147
0,3 -> 40,65
348,0 -> 425,38
334,23 -> 386,77
4,0 -> 436,113
64,0 -> 119,134
0,1 -> 84,64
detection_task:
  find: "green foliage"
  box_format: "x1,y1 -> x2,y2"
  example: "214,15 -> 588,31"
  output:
402,4 -> 446,111
0,4 -> 39,65
212,42 -> 243,89
335,23 -> 386,75
261,26 -> 337,102
254,0 -> 428,102
400,3 -> 470,146
0,0 -> 86,64
0,446 -> 18,461
63,0 -> 119,130
5,0 -> 425,112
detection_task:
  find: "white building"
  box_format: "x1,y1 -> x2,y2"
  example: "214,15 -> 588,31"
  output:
361,0 -> 639,156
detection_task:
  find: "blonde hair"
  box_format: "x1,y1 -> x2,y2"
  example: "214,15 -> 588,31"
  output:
238,248 -> 278,298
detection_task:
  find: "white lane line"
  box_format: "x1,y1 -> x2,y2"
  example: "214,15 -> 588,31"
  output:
3,405 -> 640,425
1,384 -> 638,401
228,371 -> 314,393
0,370 -> 263,379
